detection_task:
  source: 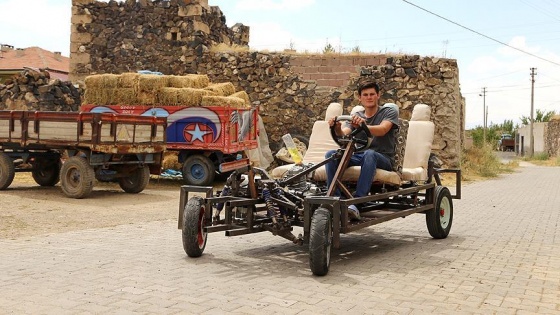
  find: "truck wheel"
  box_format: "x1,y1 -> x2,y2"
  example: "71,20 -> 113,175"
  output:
182,155 -> 215,186
426,186 -> 453,239
0,152 -> 15,190
32,160 -> 61,186
60,156 -> 94,199
309,207 -> 332,276
119,166 -> 150,193
182,196 -> 208,257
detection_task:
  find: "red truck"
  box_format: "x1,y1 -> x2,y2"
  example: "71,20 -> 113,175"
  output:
80,104 -> 259,186
498,134 -> 515,152
0,110 -> 166,198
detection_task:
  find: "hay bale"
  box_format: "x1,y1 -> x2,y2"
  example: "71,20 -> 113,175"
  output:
84,75 -> 104,89
187,74 -> 210,88
173,88 -> 214,107
83,88 -> 114,105
201,96 -> 245,108
162,151 -> 182,170
118,73 -> 140,88
230,91 -> 251,104
137,91 -> 157,105
138,74 -> 168,92
159,87 -> 179,105
204,82 -> 236,96
114,88 -> 137,104
102,74 -> 119,88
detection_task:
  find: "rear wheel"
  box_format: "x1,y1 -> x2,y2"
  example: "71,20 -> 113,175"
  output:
60,156 -> 94,199
0,152 -> 15,190
32,160 -> 61,186
426,186 -> 453,239
182,196 -> 208,257
119,166 -> 150,193
309,207 -> 332,276
182,155 -> 215,186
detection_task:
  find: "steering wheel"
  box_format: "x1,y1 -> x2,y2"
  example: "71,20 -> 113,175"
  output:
329,115 -> 373,152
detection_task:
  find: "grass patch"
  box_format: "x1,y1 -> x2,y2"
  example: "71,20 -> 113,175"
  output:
461,144 -> 517,182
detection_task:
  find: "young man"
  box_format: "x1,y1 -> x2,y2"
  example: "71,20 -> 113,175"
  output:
325,81 -> 399,220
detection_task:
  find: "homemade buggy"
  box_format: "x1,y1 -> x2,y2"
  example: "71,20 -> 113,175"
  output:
177,103 -> 461,276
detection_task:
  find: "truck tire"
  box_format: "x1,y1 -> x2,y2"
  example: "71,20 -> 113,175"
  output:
0,152 -> 15,190
32,160 -> 61,186
119,166 -> 150,193
309,207 -> 332,276
182,155 -> 215,186
426,186 -> 453,239
60,156 -> 94,199
182,196 -> 208,257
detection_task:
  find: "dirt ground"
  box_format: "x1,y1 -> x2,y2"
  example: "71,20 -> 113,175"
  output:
0,173 -> 209,239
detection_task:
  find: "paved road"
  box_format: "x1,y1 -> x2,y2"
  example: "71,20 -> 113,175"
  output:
1,164 -> 559,314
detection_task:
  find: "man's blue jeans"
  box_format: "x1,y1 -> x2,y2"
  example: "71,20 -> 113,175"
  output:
325,149 -> 393,198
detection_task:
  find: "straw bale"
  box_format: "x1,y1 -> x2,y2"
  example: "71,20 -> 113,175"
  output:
102,74 -> 119,88
204,82 -> 236,96
159,87 -> 179,105
201,96 -> 246,108
230,91 -> 251,104
83,88 -> 114,105
162,152 -> 182,170
137,91 -> 157,105
84,75 -> 104,89
114,88 -> 137,104
186,74 -> 210,88
138,74 -> 168,92
118,73 -> 140,88
171,88 -> 212,107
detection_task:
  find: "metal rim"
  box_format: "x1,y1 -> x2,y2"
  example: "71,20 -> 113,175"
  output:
190,164 -> 205,180
197,205 -> 207,249
439,195 -> 451,229
65,166 -> 82,190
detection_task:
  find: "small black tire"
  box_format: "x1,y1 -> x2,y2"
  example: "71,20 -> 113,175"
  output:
426,186 -> 453,239
32,160 -> 61,186
182,196 -> 208,257
118,166 -> 150,193
60,156 -> 94,199
309,207 -> 332,276
182,155 -> 215,186
0,152 -> 15,190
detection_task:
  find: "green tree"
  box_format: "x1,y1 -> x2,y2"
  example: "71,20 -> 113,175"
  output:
323,43 -> 335,54
520,109 -> 556,125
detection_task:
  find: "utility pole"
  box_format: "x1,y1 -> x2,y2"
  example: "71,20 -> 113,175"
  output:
479,87 -> 487,145
530,68 -> 537,157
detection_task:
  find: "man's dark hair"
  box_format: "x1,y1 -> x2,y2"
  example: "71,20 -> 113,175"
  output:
358,81 -> 380,95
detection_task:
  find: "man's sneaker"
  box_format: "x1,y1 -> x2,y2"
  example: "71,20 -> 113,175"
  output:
348,205 -> 361,221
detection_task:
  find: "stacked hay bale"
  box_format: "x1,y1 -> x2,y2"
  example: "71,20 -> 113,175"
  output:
83,73 -> 250,108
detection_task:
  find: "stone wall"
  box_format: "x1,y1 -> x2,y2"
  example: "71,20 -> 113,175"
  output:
545,117 -> 560,156
70,0 -> 249,82
69,0 -> 465,167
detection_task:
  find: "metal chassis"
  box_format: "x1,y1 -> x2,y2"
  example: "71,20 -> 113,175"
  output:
177,157 -> 461,249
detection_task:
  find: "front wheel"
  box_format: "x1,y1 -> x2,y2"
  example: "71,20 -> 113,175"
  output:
118,166 -> 150,193
309,207 -> 332,276
60,156 -> 94,199
182,196 -> 208,257
426,186 -> 453,239
0,152 -> 15,190
182,155 -> 215,186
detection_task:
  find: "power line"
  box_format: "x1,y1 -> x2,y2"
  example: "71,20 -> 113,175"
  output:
401,0 -> 560,67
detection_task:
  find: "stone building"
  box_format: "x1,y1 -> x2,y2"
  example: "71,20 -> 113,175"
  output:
70,0 -> 465,167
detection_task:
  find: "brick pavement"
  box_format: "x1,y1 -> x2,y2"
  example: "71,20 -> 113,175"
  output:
1,165 -> 559,314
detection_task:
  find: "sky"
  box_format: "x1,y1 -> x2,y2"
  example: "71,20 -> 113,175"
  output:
1,0 -> 559,129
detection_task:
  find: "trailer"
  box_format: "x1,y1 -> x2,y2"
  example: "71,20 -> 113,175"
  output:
81,104 -> 259,186
0,110 -> 166,198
